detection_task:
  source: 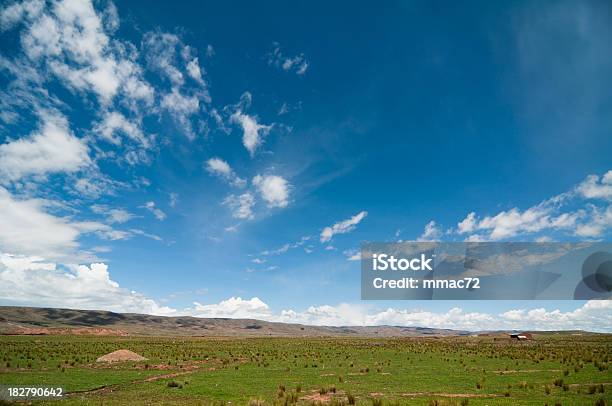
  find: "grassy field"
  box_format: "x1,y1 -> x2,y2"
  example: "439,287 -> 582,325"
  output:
0,334 -> 610,405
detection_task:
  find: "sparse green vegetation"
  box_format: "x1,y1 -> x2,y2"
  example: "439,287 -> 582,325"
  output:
0,334 -> 610,405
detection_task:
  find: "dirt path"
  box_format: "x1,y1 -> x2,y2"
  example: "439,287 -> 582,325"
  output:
401,392 -> 503,398
67,366 -> 204,396
492,369 -> 562,374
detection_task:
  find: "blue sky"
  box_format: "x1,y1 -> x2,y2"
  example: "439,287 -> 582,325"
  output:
0,0 -> 610,331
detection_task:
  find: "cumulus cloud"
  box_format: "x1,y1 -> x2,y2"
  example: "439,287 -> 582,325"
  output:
0,112 -> 90,182
418,220 -> 442,241
142,201 -> 166,221
191,297 -> 271,319
0,187 -> 80,259
0,187 -> 142,260
448,171 -> 611,241
205,157 -> 246,188
192,296 -> 612,333
252,175 -> 290,208
575,205 -> 612,238
320,211 -> 368,243
230,111 -> 272,156
577,171 -> 612,200
0,254 -> 175,315
2,0 -> 153,105
223,192 -> 255,220
1,253 -> 610,332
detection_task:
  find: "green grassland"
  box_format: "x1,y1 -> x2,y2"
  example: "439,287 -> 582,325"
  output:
0,334 -> 610,405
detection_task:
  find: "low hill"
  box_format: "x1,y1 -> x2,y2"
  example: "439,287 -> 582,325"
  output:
0,306 -> 471,337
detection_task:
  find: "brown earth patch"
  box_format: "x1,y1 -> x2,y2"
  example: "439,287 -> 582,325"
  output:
96,349 -> 147,363
5,327 -> 128,336
401,392 -> 503,398
568,382 -> 612,388
300,390 -> 346,403
493,369 -> 561,374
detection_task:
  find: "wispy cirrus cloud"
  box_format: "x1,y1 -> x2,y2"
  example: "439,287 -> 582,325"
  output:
440,170 -> 612,242
320,211 -> 368,243
267,43 -> 309,75
205,157 -> 246,188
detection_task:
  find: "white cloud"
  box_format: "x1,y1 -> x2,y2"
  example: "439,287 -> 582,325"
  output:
457,212 -> 477,234
429,171 -> 611,241
223,192 -> 255,220
191,297 -> 271,319
143,31 -> 185,86
142,201 -> 166,221
186,57 -> 205,84
0,187 -> 80,259
90,204 -> 133,224
418,220 -> 442,241
230,111 -> 272,156
160,87 -> 201,139
252,174 -> 290,208
4,0 -> 153,105
169,192 -> 179,208
205,157 -> 246,188
274,300 -> 612,332
344,249 -> 361,261
0,0 -> 44,30
575,205 -> 612,238
577,171 -> 612,200
0,254 -> 175,315
267,43 -> 309,75
94,111 -> 149,148
0,187 -> 136,260
1,254 -> 610,332
0,112 -> 90,182
320,211 -> 368,243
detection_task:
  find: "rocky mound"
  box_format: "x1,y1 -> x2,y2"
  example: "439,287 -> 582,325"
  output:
96,349 -> 147,362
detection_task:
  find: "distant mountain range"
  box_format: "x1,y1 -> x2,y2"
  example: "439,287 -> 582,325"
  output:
0,306 -> 595,337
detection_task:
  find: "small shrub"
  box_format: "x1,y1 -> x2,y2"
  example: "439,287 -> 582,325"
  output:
347,393 -> 355,405
594,398 -> 607,406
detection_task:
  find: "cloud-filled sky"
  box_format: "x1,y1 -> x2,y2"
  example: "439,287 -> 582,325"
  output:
0,0 -> 610,332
